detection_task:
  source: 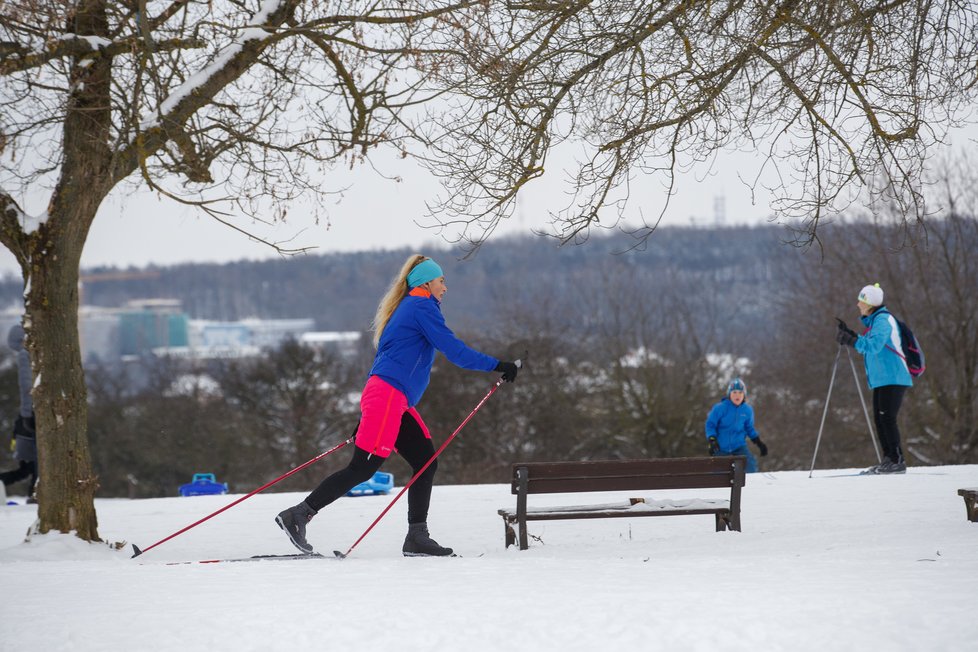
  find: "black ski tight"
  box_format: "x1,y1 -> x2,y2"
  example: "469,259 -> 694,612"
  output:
873,385 -> 907,463
304,411 -> 438,524
0,460 -> 37,494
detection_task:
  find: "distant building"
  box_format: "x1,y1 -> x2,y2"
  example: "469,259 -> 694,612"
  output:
118,299 -> 189,356
79,306 -> 121,362
1,305 -> 128,364
300,331 -> 362,357
186,318 -> 316,358
4,300 -> 343,365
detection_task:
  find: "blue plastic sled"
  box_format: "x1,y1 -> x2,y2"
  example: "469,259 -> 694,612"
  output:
178,473 -> 229,497
346,471 -> 394,497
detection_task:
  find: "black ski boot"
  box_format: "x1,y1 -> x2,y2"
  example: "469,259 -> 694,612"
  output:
275,502 -> 317,553
402,522 -> 454,557
876,458 -> 907,474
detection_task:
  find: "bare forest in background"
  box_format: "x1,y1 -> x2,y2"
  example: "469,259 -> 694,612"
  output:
1,216 -> 976,498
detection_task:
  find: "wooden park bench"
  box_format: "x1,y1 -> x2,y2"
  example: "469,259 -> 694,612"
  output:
497,456 -> 746,550
958,488 -> 978,523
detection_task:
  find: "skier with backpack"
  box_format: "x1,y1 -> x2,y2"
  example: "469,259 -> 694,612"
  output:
836,283 -> 916,474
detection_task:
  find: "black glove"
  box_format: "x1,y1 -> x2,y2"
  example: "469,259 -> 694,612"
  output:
708,437 -> 720,456
752,437 -> 768,457
836,328 -> 857,347
13,414 -> 35,439
494,361 -> 519,383
836,319 -> 858,347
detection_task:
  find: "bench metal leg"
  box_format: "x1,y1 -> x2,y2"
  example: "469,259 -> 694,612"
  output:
516,466 -> 529,550
715,513 -> 727,532
504,519 -> 516,548
962,493 -> 978,523
730,512 -> 741,531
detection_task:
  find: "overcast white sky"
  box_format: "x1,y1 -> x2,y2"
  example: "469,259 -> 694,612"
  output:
0,146 -> 776,279
2,124 -> 976,279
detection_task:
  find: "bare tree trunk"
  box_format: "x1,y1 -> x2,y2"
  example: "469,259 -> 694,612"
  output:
20,0 -> 114,540
27,228 -> 100,540
28,153 -> 109,542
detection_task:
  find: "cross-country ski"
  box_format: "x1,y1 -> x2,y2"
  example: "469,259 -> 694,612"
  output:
160,553 -> 330,565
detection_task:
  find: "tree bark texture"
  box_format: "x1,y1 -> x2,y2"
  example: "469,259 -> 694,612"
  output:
28,230 -> 100,540
23,0 -> 115,540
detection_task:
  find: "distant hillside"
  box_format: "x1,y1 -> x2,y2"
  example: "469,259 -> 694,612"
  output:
0,225 -> 788,352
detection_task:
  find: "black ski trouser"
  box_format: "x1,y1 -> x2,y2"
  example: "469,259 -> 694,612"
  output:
873,385 -> 907,463
304,411 -> 438,524
0,460 -> 37,494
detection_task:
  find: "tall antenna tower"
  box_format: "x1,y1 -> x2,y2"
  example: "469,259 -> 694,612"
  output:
713,194 -> 726,226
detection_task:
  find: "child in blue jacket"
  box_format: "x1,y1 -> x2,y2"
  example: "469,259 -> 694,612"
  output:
705,377 -> 768,473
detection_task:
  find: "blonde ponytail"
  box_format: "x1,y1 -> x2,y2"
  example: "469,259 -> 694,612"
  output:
371,254 -> 428,347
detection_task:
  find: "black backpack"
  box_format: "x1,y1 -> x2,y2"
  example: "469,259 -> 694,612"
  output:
887,316 -> 925,378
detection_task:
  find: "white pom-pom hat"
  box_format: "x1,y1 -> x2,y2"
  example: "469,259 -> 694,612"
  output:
858,283 -> 884,307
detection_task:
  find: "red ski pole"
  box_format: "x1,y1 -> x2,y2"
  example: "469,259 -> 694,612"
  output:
132,433 -> 355,558
334,362 -> 520,559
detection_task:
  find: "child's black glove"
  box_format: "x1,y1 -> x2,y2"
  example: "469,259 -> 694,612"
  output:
708,437 -> 720,456
752,437 -> 768,457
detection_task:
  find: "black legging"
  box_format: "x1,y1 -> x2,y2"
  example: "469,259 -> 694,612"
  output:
873,385 -> 907,464
305,411 -> 438,524
0,460 -> 37,495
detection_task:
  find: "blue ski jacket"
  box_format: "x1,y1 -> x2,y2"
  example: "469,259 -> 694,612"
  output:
368,288 -> 498,407
856,307 -> 913,389
705,398 -> 759,452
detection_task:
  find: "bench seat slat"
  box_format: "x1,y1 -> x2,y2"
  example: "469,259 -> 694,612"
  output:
499,498 -> 732,524
499,497 -> 729,517
502,508 -> 729,522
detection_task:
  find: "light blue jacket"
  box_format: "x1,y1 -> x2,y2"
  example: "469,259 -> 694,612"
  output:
369,288 -> 498,407
856,307 -> 913,389
705,398 -> 759,452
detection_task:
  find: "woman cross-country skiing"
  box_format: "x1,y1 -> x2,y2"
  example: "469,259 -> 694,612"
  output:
275,254 -> 519,556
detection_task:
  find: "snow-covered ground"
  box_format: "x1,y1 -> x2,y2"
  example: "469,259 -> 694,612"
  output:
2,465 -> 976,652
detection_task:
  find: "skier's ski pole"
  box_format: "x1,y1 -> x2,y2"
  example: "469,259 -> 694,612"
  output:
845,345 -> 882,464
132,432 -> 356,558
334,361 -> 521,559
809,345 -> 842,477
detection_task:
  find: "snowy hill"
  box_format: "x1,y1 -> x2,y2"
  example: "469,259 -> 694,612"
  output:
2,465 -> 976,651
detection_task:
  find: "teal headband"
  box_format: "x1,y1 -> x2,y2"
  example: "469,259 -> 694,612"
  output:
406,259 -> 444,288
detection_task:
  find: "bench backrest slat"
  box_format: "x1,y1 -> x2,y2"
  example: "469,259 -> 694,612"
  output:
510,457 -> 744,494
